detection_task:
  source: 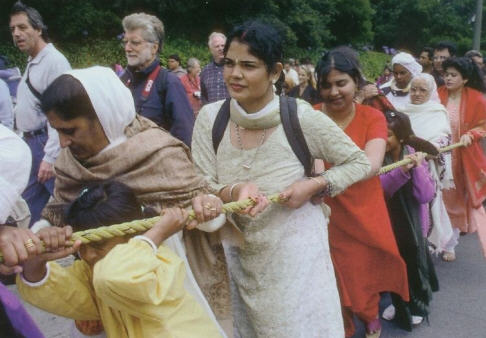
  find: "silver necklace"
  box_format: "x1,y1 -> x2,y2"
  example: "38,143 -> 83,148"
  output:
234,122 -> 266,169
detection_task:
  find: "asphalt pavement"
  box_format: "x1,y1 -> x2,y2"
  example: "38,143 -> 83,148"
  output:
354,232 -> 486,338
7,232 -> 486,338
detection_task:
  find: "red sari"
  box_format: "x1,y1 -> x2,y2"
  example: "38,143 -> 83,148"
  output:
438,86 -> 486,207
438,86 -> 486,256
316,103 -> 409,336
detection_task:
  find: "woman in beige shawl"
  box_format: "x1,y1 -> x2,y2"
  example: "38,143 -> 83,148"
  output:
39,66 -> 229,336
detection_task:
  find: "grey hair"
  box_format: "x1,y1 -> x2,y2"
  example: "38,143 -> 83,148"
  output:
10,1 -> 48,41
122,13 -> 165,52
186,57 -> 200,70
465,49 -> 482,58
208,32 -> 226,48
412,73 -> 437,93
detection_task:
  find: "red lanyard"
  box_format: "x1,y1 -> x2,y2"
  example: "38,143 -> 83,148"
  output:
125,65 -> 161,100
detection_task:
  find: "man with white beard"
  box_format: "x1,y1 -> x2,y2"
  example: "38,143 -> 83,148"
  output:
120,13 -> 194,146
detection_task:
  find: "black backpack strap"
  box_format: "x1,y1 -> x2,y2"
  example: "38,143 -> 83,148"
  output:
212,98 -> 231,153
25,66 -> 42,101
158,68 -> 168,97
157,68 -> 174,129
280,96 -> 313,176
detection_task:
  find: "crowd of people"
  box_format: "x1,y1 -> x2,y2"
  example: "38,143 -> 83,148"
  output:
0,1 -> 486,338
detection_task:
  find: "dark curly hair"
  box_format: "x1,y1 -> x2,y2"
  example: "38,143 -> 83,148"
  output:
224,20 -> 283,73
442,57 -> 486,93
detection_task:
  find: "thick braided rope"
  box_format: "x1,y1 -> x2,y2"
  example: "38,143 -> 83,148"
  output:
378,140 -> 466,175
0,140 -> 476,263
0,194 -> 283,263
71,193 -> 282,244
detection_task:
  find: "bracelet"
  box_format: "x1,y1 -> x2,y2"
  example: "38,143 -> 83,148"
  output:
318,173 -> 335,197
228,183 -> 241,201
323,182 -> 334,197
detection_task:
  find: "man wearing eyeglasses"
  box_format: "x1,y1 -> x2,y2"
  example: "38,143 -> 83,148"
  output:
431,41 -> 456,87
120,13 -> 194,147
9,1 -> 70,227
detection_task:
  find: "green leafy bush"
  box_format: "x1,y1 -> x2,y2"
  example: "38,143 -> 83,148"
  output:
360,51 -> 391,81
0,38 -> 390,82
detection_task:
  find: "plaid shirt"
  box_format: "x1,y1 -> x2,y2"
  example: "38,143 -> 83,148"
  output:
200,60 -> 229,105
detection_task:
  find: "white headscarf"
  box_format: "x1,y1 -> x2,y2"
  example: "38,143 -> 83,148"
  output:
410,72 -> 440,103
64,66 -> 136,149
403,72 -> 451,147
391,52 -> 423,77
403,72 -> 454,193
0,125 -> 31,222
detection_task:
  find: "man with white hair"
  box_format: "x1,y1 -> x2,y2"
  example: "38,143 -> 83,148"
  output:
200,32 -> 229,105
380,52 -> 422,112
120,13 -> 194,146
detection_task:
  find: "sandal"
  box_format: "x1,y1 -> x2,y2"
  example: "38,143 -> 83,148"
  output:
365,317 -> 382,338
441,251 -> 456,262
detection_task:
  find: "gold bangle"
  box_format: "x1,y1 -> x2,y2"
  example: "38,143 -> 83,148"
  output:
228,183 -> 241,202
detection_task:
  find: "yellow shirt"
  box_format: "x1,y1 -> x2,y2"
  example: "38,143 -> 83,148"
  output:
17,239 -> 222,338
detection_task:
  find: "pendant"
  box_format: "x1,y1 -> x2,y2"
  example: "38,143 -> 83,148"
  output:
242,163 -> 251,169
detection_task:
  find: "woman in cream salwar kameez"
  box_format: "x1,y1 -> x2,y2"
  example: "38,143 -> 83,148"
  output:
192,21 -> 371,337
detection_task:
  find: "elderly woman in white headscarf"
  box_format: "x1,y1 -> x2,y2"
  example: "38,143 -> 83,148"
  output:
34,66 -> 229,337
380,52 -> 423,112
403,72 -> 454,253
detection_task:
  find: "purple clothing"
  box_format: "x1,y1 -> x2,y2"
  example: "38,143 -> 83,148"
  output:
381,156 -> 435,236
200,60 -> 229,105
0,282 -> 44,337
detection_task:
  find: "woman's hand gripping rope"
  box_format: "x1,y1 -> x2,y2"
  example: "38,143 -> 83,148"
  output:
0,194 -> 283,264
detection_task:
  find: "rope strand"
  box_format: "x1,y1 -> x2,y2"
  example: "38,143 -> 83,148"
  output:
378,141 -> 465,175
0,194 -> 283,263
0,140 -> 473,263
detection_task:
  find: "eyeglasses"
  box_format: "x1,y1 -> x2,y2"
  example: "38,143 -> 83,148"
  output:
120,39 -> 154,48
433,55 -> 448,61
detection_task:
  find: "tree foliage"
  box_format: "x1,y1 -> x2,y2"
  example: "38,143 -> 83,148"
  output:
0,0 -> 484,56
371,0 -> 478,53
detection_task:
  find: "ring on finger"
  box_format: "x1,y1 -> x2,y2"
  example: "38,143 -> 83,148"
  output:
24,239 -> 35,250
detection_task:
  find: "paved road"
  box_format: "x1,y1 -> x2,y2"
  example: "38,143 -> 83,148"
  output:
8,233 -> 486,338
354,233 -> 486,338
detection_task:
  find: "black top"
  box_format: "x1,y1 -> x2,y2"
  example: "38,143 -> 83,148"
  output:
288,85 -> 320,105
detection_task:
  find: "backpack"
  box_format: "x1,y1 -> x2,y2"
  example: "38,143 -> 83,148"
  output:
212,96 -> 313,176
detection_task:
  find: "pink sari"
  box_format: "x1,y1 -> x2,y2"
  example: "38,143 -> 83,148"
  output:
438,86 -> 486,257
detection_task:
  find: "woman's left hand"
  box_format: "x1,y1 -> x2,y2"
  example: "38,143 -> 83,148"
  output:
460,132 -> 474,146
189,194 -> 223,229
402,152 -> 426,172
279,178 -> 324,209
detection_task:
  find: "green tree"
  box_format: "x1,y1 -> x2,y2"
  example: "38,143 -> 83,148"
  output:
371,0 -> 477,53
328,0 -> 374,46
